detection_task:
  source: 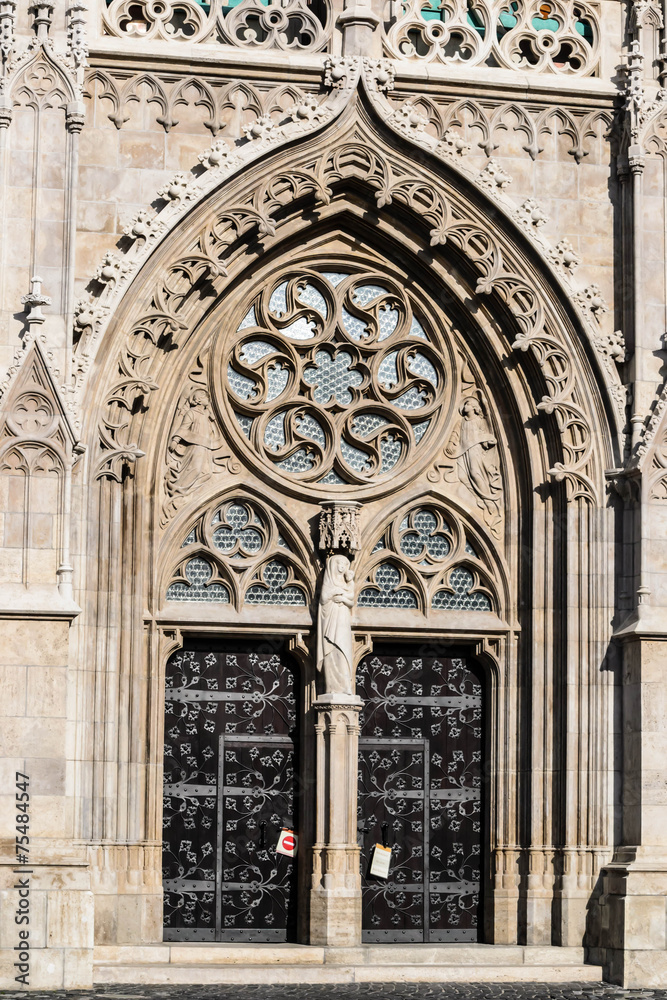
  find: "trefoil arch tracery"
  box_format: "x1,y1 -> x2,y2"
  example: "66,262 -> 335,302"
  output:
354,499 -> 502,617
163,494 -> 315,609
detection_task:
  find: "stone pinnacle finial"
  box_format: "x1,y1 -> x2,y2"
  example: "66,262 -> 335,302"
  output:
21,275 -> 52,329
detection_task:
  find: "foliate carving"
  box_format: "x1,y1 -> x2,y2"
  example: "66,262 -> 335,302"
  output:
478,158 -> 512,191
102,0 -> 330,51
66,2 -> 87,72
0,0 -> 16,68
123,209 -> 157,242
384,0 -> 600,76
356,503 -> 497,614
324,56 -> 359,90
316,554 -> 355,695
220,265 -> 449,497
595,329 -> 625,364
164,495 -> 313,607
242,113 -> 277,142
576,283 -> 608,321
437,128 -> 471,158
319,502 -> 361,553
198,138 -> 240,171
157,173 -> 195,203
286,94 -> 328,125
391,100 -> 428,135
516,198 -> 549,229
362,58 -> 395,93
444,394 -> 503,538
93,251 -> 129,286
547,238 -> 581,274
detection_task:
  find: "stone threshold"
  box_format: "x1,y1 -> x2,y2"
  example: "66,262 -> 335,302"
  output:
94,944 -> 604,985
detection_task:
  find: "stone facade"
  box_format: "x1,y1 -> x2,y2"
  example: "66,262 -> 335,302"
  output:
1,0 -> 667,989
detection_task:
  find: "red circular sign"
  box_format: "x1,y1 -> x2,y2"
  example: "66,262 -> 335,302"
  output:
282,835 -> 295,851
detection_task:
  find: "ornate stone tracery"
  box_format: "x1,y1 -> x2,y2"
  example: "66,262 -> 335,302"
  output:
163,493 -> 314,609
219,264 -> 452,496
383,0 -> 600,75
355,501 -> 500,615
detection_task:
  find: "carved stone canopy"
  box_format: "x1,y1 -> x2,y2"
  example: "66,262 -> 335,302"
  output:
318,501 -> 361,553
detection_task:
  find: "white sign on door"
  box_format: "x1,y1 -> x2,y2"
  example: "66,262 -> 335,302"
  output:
369,844 -> 392,879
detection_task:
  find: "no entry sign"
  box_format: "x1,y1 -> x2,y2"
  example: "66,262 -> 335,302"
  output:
276,828 -> 298,857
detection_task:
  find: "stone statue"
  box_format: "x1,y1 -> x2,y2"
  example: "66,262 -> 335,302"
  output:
165,389 -> 222,498
316,554 -> 355,696
446,395 -> 502,520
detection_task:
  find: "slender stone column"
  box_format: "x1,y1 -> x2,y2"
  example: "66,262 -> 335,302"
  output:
309,693 -> 363,946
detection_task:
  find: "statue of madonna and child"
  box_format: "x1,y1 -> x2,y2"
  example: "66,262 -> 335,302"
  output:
315,553 -> 356,697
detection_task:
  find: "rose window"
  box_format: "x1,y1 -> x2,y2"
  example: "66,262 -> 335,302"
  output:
221,268 -> 450,492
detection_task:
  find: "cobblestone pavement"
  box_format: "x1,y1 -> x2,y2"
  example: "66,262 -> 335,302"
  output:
2,985 -> 667,999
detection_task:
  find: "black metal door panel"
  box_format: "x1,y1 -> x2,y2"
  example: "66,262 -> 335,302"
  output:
163,642 -> 298,941
358,649 -> 483,942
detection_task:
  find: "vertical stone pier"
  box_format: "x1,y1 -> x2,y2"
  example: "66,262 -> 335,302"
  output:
309,693 -> 363,946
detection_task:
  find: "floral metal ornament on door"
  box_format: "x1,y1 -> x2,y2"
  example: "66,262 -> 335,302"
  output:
357,650 -> 483,941
219,266 -> 454,497
162,642 -> 298,940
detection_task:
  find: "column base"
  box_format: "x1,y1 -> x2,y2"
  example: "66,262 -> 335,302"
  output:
309,888 -> 362,946
600,848 -> 667,986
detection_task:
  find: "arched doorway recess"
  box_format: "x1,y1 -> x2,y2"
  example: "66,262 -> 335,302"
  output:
77,105 -> 618,950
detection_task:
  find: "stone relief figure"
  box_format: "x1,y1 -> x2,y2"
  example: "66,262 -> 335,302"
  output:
165,389 -> 223,500
316,554 -> 355,696
445,394 -> 503,532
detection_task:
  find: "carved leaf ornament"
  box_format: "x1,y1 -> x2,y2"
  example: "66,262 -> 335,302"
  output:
221,267 -> 448,492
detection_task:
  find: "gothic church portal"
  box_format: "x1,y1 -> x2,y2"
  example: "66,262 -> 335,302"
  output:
1,0 -> 667,990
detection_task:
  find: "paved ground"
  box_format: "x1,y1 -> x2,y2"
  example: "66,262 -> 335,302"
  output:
1,985 -> 665,999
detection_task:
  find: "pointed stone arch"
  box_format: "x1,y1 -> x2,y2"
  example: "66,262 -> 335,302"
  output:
70,91 -> 619,950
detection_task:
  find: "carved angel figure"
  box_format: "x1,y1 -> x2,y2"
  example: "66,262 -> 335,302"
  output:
316,554 -> 355,696
165,389 -> 222,498
446,395 -> 502,520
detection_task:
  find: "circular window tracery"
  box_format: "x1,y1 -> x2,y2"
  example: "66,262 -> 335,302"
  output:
218,266 -> 454,495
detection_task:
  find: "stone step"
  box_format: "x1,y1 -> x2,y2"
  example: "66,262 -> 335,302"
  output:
95,961 -> 604,985
94,943 -> 604,985
94,943 -> 595,968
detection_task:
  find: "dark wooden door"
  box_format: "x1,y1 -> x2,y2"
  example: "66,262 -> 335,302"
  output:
162,640 -> 298,941
357,648 -> 483,942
